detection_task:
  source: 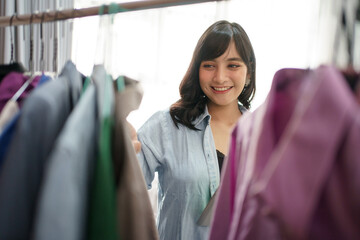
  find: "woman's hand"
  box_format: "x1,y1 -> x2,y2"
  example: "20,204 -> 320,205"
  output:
127,121 -> 141,154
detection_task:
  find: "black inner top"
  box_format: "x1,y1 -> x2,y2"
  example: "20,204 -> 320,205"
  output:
216,149 -> 225,175
215,104 -> 246,176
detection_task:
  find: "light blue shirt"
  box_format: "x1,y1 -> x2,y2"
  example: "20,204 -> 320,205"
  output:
137,106 -> 220,240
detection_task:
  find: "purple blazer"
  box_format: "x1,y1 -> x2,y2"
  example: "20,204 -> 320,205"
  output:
209,65 -> 360,240
0,72 -> 40,112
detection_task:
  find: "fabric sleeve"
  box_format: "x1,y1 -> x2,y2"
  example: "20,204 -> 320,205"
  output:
136,110 -> 167,189
209,109 -> 256,239
341,112 -> 360,232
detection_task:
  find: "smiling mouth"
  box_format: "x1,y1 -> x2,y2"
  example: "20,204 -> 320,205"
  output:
212,86 -> 232,92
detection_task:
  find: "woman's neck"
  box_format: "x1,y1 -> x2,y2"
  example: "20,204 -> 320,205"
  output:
207,102 -> 242,127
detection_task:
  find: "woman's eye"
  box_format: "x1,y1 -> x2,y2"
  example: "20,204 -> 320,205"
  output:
229,64 -> 241,68
203,64 -> 214,68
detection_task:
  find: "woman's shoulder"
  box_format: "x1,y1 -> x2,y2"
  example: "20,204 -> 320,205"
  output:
138,108 -> 173,133
145,108 -> 172,124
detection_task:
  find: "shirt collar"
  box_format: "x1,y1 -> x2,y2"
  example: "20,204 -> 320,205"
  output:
194,105 -> 211,128
193,103 -> 248,129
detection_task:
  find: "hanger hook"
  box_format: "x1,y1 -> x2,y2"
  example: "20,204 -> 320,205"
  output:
29,13 -> 34,73
53,10 -> 59,73
40,12 -> 46,72
9,14 -> 16,64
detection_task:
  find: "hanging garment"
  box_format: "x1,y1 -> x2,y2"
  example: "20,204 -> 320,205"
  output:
37,73 -> 53,87
0,62 -> 27,83
0,100 -> 19,170
342,67 -> 360,104
32,83 -> 97,240
87,65 -> 117,240
209,65 -> 360,240
0,61 -> 82,240
0,112 -> 19,170
0,100 -> 19,132
112,76 -> 159,240
356,82 -> 360,104
0,72 -> 40,113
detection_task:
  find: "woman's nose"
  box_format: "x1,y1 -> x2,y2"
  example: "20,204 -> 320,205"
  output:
213,67 -> 226,83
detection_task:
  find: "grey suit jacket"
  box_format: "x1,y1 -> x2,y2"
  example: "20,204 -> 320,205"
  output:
33,84 -> 97,240
0,61 -> 82,240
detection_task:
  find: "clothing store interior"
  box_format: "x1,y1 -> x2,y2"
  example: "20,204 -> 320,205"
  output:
0,0 -> 359,239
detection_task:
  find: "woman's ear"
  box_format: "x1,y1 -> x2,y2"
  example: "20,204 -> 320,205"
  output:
245,73 -> 251,87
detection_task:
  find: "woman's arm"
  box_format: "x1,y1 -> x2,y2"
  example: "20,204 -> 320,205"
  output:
127,121 -> 141,154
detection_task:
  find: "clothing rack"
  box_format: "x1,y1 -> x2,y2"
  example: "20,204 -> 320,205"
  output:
0,0 -> 222,28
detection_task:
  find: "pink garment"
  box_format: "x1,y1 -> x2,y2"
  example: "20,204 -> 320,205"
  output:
209,65 -> 360,240
356,81 -> 360,104
0,72 -> 40,113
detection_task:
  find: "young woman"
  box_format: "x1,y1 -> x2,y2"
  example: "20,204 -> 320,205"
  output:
134,20 -> 256,239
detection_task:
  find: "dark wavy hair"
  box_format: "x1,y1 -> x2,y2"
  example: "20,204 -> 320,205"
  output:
170,20 -> 256,130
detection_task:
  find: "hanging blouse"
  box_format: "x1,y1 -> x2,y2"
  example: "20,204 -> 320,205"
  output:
209,65 -> 360,240
0,72 -> 40,113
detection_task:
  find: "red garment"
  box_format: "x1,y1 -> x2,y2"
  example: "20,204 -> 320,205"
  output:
209,65 -> 360,240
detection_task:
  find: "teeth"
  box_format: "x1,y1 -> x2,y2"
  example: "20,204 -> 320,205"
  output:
213,87 -> 231,91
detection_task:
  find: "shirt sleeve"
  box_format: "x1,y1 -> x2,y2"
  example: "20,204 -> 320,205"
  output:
136,110 -> 167,189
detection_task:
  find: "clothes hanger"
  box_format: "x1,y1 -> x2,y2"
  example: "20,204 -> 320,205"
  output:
90,4 -> 114,88
39,12 -> 45,74
335,0 -> 360,93
93,4 -> 127,73
10,12 -> 47,102
53,9 -> 59,75
0,14 -> 27,82
107,4 -> 127,93
26,10 -> 56,78
28,12 -> 34,76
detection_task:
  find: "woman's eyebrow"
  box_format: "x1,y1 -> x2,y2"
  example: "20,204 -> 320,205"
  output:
226,57 -> 243,61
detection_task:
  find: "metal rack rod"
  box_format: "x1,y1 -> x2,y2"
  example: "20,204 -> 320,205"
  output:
0,0 -> 222,27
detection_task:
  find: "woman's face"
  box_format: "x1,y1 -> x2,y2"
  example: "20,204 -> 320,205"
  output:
199,40 -> 249,109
